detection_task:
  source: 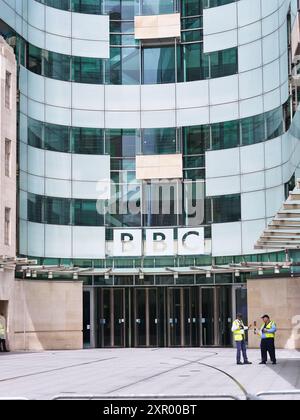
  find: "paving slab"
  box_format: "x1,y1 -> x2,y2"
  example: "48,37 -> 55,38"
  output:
0,348 -> 299,400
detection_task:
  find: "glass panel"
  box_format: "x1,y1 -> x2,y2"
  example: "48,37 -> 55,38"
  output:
143,181 -> 179,227
236,287 -> 248,324
74,200 -> 104,226
218,286 -> 232,346
241,113 -> 265,146
142,128 -> 177,155
27,193 -> 43,223
202,288 -> 214,346
114,289 -> 125,347
181,0 -> 203,17
27,44 -> 42,75
212,194 -> 241,224
83,291 -> 91,347
210,47 -> 238,78
107,47 -> 140,85
149,288 -> 158,346
28,118 -> 43,149
183,125 -> 209,155
105,0 -> 137,20
45,123 -> 70,153
180,43 -> 209,82
266,107 -> 284,140
72,127 -> 104,154
143,46 -> 175,84
45,197 -> 71,225
44,50 -> 71,81
211,120 -> 240,150
106,129 -> 137,157
72,56 -> 103,84
72,0 -> 102,14
135,289 -> 147,346
168,288 -> 181,346
141,0 -> 175,15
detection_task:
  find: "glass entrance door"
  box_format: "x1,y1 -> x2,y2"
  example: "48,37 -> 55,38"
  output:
218,286 -> 233,346
134,288 -> 160,347
201,288 -> 215,346
83,291 -> 91,348
167,288 -> 200,347
97,288 -> 126,348
94,285 -> 236,348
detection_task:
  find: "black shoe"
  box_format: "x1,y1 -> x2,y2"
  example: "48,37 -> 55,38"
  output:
259,362 -> 267,365
244,361 -> 252,365
237,362 -> 243,365
272,362 -> 277,365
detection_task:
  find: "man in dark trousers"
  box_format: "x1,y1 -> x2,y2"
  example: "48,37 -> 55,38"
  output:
259,315 -> 277,365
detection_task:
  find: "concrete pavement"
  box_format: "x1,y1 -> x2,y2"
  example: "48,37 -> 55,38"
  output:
0,348 -> 299,400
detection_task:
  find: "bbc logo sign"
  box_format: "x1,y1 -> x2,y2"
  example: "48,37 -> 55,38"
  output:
111,228 -> 205,257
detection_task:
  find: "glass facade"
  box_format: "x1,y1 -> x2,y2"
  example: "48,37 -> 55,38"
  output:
25,102 -> 289,156
35,0 -> 237,14
26,192 -> 240,227
14,37 -> 238,85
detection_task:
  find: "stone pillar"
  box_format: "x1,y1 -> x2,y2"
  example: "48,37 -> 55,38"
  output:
12,280 -> 83,351
247,277 -> 300,350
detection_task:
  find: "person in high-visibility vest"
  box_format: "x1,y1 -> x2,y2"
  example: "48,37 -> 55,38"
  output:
231,314 -> 252,365
0,313 -> 8,352
258,315 -> 277,365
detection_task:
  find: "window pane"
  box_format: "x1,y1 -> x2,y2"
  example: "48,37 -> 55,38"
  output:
143,46 -> 175,84
107,47 -> 140,84
183,125 -> 209,155
180,43 -> 209,82
72,57 -> 103,84
266,107 -> 284,140
142,128 -> 177,155
210,47 -> 238,78
141,0 -> 175,15
46,197 -> 71,225
212,194 -> 241,223
28,193 -> 43,223
27,44 -> 42,75
74,200 -> 104,226
72,0 -> 102,13
44,50 -> 71,81
28,118 -> 43,149
72,128 -> 104,154
106,129 -> 137,157
211,120 -> 240,150
181,0 -> 203,17
45,123 -> 70,153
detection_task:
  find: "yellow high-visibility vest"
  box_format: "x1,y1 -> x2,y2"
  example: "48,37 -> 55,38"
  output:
260,321 -> 276,339
232,320 -> 246,342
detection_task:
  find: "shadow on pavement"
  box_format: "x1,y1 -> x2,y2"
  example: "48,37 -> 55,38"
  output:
267,358 -> 300,389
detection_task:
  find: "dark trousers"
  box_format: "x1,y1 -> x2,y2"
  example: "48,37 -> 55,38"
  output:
236,340 -> 248,363
0,339 -> 8,352
261,338 -> 276,363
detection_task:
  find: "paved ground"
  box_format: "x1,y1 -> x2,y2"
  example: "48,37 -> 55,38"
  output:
0,348 -> 299,400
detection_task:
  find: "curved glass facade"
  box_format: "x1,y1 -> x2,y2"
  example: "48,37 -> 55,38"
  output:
26,192 -> 241,227
12,37 -> 238,84
35,0 -> 237,14
24,102 -> 289,157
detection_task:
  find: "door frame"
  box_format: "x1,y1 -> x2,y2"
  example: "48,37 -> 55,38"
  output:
82,288 -> 95,348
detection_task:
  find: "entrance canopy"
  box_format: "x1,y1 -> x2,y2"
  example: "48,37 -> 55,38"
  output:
16,262 -> 291,280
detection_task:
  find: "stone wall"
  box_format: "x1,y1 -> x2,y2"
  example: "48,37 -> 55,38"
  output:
248,277 -> 300,350
10,280 -> 83,351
